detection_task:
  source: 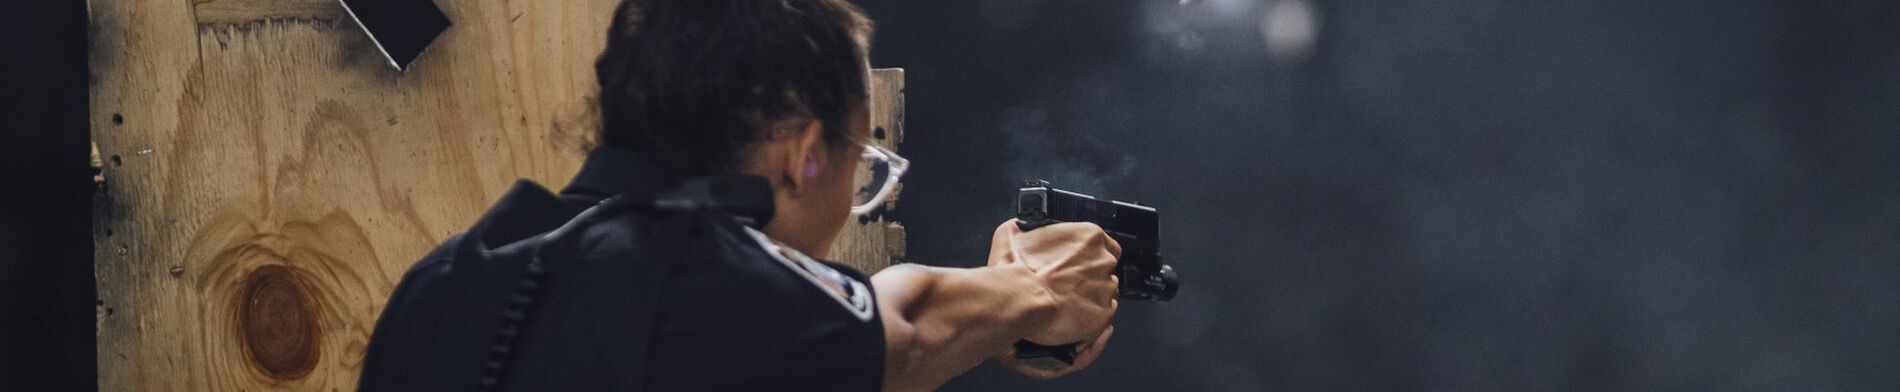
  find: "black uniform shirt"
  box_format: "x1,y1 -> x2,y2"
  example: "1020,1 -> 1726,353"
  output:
359,145 -> 885,391
557,146 -> 886,391
635,225 -> 883,390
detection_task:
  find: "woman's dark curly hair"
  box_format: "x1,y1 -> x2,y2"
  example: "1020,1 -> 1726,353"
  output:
593,0 -> 872,175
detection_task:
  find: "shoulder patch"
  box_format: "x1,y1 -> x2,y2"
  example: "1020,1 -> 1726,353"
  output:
741,227 -> 876,321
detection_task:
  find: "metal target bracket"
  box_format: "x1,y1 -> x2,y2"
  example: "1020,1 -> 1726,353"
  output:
337,0 -> 450,71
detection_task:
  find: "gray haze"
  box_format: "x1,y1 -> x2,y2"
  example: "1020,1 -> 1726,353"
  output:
861,0 -> 1900,390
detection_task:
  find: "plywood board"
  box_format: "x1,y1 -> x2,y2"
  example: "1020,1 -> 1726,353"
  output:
89,0 -> 905,389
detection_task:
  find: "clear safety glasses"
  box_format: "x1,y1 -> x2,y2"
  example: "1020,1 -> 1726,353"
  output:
851,143 -> 910,216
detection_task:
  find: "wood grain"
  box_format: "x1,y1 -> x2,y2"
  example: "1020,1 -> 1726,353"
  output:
90,0 -> 906,389
833,68 -> 909,273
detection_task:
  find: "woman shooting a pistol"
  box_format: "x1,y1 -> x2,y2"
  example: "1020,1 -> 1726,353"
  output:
358,0 -> 1122,390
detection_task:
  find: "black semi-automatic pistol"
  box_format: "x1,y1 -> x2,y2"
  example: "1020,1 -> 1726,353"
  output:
1012,180 -> 1178,368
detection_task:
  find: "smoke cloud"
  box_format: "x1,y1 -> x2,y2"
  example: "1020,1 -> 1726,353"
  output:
862,0 -> 1900,390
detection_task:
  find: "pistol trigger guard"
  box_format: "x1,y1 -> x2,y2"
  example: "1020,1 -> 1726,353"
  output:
1016,219 -> 1056,232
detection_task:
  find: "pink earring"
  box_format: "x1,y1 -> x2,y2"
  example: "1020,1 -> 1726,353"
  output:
803,160 -> 822,179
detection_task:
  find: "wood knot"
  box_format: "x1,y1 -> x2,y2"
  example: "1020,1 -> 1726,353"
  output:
235,265 -> 320,380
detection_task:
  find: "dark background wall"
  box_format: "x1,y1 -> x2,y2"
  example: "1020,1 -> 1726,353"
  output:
0,0 -> 94,390
860,0 -> 1900,390
6,0 -> 1900,390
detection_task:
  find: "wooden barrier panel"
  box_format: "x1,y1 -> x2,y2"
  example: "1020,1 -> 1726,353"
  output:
89,1 -> 905,389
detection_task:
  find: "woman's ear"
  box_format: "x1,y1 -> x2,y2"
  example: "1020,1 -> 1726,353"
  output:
783,119 -> 826,191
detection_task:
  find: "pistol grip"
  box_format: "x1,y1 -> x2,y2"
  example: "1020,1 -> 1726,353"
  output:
1012,339 -> 1080,369
1010,218 -> 1085,369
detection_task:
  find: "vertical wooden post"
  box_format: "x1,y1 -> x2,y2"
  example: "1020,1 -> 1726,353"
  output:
89,0 -> 905,389
829,69 -> 908,273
